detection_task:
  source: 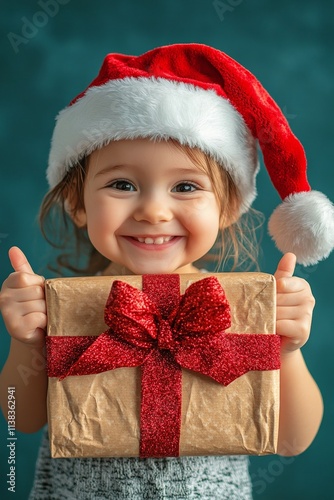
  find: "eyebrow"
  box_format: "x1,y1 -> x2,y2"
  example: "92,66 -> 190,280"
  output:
93,165 -> 126,178
174,167 -> 208,176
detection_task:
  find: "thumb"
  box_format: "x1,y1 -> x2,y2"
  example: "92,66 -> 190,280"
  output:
8,246 -> 35,274
274,252 -> 297,280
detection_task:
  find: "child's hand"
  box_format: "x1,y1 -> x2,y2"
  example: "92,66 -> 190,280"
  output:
0,246 -> 46,346
274,253 -> 315,356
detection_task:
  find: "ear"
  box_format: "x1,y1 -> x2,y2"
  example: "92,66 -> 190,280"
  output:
64,200 -> 87,228
72,209 -> 87,228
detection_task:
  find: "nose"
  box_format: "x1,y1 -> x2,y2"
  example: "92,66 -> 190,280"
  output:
133,192 -> 173,224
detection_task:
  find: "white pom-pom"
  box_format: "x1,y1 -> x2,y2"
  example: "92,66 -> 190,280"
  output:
268,190 -> 334,265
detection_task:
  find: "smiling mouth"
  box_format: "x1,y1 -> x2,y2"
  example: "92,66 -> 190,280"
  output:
131,236 -> 174,245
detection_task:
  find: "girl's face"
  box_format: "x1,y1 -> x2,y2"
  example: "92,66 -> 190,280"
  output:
75,139 -> 222,275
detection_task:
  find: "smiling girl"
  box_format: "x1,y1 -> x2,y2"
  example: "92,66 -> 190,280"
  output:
1,43 -> 333,499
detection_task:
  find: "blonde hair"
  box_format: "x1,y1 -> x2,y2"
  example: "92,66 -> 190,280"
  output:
39,141 -> 263,275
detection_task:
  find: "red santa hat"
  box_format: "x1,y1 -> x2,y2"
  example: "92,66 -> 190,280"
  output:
47,43 -> 334,265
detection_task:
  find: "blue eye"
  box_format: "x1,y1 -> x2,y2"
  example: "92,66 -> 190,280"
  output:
109,180 -> 136,191
172,182 -> 199,193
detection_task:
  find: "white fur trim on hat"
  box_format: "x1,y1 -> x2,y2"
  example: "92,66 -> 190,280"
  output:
268,190 -> 334,265
47,77 -> 258,213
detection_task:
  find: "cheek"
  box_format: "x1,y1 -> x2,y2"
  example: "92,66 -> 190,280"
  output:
84,197 -> 113,238
181,197 -> 220,231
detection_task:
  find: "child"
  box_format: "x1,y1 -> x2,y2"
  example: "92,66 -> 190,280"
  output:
0,43 -> 333,500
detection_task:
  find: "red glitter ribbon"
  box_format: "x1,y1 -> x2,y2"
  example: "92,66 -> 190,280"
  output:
46,275 -> 281,458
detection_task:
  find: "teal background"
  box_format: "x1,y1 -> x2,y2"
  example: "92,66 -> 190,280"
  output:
1,0 -> 333,498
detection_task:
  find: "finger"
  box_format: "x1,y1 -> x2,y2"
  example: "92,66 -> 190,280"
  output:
279,330 -> 306,352
276,318 -> 300,337
274,253 -> 297,280
276,319 -> 309,346
1,272 -> 45,292
24,328 -> 47,347
3,307 -> 47,338
22,311 -> 47,330
19,300 -> 47,317
276,276 -> 309,295
275,305 -> 307,320
15,313 -> 47,345
8,286 -> 45,303
9,247 -> 35,274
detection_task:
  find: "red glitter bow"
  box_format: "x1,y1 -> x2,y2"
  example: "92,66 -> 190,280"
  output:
46,275 -> 280,458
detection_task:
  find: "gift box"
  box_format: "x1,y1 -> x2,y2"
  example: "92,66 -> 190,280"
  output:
45,272 -> 280,459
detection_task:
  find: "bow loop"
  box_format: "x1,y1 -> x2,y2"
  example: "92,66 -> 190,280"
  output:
105,280 -> 160,348
171,277 -> 231,343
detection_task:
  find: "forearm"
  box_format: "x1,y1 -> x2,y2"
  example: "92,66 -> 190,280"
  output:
0,338 -> 47,433
277,348 -> 323,456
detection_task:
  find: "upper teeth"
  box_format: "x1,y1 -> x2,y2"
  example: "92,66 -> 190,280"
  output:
136,236 -> 173,245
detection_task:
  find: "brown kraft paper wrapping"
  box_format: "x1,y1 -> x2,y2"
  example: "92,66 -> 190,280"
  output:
45,272 -> 279,458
